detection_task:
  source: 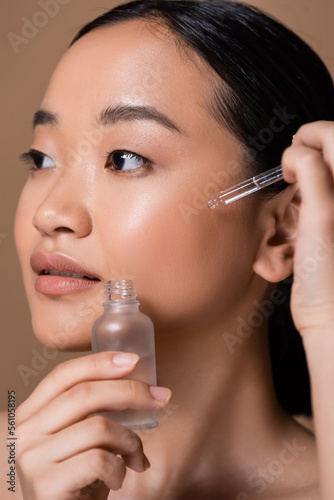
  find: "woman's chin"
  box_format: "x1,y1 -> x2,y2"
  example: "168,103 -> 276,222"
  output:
31,311 -> 93,353
35,333 -> 92,353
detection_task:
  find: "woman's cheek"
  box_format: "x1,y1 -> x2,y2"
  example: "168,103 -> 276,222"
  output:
104,198 -> 246,327
14,187 -> 37,300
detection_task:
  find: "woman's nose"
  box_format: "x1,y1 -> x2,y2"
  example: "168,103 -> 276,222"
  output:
32,183 -> 93,238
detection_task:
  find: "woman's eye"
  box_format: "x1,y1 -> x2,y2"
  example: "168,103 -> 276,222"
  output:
20,149 -> 56,171
105,150 -> 150,173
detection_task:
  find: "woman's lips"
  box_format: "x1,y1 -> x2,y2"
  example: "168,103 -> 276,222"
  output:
30,252 -> 101,295
34,275 -> 100,295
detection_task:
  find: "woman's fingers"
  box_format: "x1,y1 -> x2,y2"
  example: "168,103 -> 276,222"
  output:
283,121 -> 334,191
280,120 -> 334,336
18,448 -> 127,498
292,120 -> 334,170
18,351 -> 140,422
16,351 -> 171,498
58,449 -> 127,492
20,378 -> 171,435
26,415 -> 150,473
282,144 -> 333,215
282,121 -> 334,228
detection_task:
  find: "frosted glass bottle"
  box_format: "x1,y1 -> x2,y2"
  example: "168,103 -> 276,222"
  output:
91,280 -> 158,430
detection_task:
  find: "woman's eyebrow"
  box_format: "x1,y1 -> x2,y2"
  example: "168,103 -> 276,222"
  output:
32,104 -> 187,136
33,110 -> 59,129
96,103 -> 187,135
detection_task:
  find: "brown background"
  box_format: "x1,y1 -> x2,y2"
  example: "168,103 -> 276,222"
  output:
1,0 -> 333,411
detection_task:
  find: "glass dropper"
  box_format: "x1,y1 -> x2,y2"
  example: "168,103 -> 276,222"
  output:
206,165 -> 284,208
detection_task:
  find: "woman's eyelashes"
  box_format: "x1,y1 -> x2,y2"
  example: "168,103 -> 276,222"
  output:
20,149 -> 56,171
19,149 -> 152,174
104,150 -> 152,174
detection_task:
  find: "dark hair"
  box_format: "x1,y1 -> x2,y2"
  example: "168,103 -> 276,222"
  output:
71,0 -> 334,416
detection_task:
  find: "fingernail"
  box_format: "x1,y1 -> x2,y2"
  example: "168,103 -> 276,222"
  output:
149,386 -> 172,402
113,353 -> 139,367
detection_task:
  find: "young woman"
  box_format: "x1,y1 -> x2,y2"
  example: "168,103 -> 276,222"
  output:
6,0 -> 334,498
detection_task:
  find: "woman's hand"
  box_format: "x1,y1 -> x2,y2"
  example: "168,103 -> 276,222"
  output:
281,120 -> 334,337
16,352 -> 171,500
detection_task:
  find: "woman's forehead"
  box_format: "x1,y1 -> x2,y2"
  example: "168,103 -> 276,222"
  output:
40,19 -> 216,133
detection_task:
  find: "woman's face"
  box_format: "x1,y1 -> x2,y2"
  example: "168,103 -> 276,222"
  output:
15,19 -> 262,350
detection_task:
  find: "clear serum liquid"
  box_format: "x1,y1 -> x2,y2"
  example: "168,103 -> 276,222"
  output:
91,280 -> 158,430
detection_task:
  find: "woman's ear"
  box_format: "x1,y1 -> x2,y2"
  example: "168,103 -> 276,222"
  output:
252,186 -> 300,283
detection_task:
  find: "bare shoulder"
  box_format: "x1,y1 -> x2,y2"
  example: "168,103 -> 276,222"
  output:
266,418 -> 320,500
0,409 -> 23,499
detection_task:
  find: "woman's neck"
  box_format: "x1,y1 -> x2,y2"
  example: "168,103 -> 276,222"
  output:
118,314 -> 306,499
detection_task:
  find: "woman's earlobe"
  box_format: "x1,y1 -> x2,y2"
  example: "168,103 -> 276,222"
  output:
252,188 -> 300,283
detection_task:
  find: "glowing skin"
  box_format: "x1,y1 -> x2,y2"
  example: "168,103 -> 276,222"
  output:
15,20 -> 262,350
13,19 -> 321,499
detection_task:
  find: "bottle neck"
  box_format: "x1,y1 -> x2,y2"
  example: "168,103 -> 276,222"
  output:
103,300 -> 139,313
103,279 -> 139,312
